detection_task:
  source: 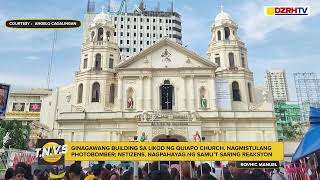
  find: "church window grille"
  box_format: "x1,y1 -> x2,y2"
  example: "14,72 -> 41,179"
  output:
215,57 -> 220,67
106,31 -> 111,41
83,58 -> 88,69
224,27 -> 230,40
78,84 -> 83,104
109,58 -> 114,69
97,28 -> 103,41
217,31 -> 221,41
92,82 -> 100,102
91,31 -> 95,41
95,54 -> 102,70
248,83 -> 253,103
232,81 -> 241,101
109,84 -> 115,103
241,56 -> 246,68
229,52 -> 235,69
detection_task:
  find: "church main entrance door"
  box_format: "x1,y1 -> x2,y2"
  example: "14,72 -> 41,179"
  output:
160,80 -> 174,110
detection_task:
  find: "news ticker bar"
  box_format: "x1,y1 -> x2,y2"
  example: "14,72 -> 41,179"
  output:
5,19 -> 81,29
61,142 -> 283,161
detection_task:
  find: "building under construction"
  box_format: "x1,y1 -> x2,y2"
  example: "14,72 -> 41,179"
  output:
274,100 -> 301,141
294,73 -> 320,122
82,0 -> 182,59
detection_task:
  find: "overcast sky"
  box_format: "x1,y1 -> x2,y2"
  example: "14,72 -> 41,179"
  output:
0,0 -> 319,101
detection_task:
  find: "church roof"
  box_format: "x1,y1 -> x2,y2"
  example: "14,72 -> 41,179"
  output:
92,9 -> 112,26
117,37 -> 217,69
213,6 -> 236,27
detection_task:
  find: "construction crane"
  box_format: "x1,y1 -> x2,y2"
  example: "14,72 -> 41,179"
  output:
117,0 -> 127,15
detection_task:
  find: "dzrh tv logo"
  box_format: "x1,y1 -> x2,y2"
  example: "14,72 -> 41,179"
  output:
265,6 -> 310,16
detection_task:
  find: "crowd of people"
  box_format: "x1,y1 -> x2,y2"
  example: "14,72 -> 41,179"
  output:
4,161 -> 287,180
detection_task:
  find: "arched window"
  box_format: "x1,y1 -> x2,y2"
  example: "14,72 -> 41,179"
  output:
92,82 -> 100,102
91,31 -> 95,41
229,52 -> 235,69
77,84 -> 83,103
248,83 -> 253,103
95,53 -> 102,70
106,31 -> 111,41
232,81 -> 241,101
217,30 -> 221,41
224,27 -> 230,40
127,88 -> 134,109
109,84 -> 115,104
97,28 -> 104,41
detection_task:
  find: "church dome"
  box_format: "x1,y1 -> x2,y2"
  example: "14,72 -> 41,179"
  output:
93,11 -> 111,24
213,7 -> 235,26
215,11 -> 232,22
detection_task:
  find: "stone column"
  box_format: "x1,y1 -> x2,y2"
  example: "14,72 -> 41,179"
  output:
189,76 -> 196,111
106,131 -> 111,142
138,76 -> 144,111
181,76 -> 187,110
211,75 -> 217,110
117,76 -> 123,110
146,76 -> 153,111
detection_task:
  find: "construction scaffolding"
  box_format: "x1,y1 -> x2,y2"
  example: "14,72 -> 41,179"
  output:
294,73 -> 320,121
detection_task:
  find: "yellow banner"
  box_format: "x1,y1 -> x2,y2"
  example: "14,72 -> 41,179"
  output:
64,142 -> 283,161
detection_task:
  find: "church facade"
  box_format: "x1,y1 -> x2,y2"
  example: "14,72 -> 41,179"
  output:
40,9 -> 276,144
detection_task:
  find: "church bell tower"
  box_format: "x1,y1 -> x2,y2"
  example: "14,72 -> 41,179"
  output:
208,7 -> 255,111
75,9 -> 120,111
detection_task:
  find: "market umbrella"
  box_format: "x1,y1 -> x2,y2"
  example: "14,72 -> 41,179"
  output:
292,107 -> 320,161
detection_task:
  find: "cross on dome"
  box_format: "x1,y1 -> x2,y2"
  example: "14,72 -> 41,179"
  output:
220,4 -> 224,13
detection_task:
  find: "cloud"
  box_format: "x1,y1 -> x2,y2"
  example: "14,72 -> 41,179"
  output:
236,0 -> 320,42
0,73 -> 46,89
24,55 -> 41,62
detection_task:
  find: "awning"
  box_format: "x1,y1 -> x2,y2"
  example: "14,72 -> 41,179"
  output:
292,107 -> 320,161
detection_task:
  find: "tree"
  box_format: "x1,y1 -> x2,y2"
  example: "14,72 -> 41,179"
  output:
282,121 -> 305,141
0,121 -> 31,150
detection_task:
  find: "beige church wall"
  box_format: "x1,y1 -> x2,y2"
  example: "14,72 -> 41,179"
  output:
56,84 -> 76,113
